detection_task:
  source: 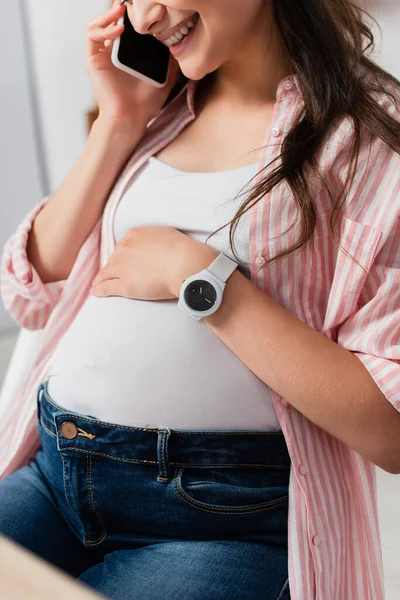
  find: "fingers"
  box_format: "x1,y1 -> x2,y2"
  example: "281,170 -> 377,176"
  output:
87,3 -> 126,56
88,2 -> 124,30
89,22 -> 124,45
91,278 -> 124,298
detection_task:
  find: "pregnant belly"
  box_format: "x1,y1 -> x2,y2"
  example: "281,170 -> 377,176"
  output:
47,295 -> 279,430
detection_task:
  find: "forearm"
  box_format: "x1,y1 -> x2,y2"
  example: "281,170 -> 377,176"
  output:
26,118 -> 146,284
170,243 -> 400,473
202,269 -> 400,472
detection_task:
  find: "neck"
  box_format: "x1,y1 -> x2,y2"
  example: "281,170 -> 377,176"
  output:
205,6 -> 292,108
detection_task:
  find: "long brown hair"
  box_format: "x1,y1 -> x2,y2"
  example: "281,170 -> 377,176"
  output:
167,0 -> 400,273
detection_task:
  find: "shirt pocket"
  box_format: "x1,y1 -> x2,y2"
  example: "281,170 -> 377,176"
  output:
324,216 -> 383,328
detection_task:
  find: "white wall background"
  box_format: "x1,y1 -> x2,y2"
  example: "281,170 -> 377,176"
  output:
370,0 -> 400,76
0,1 -> 45,331
24,0 -> 109,193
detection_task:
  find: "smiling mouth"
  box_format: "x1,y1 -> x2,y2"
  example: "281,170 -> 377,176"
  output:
159,13 -> 200,47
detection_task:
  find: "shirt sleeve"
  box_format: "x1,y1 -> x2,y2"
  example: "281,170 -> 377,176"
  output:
337,216 -> 400,412
330,81 -> 400,411
2,196 -> 67,330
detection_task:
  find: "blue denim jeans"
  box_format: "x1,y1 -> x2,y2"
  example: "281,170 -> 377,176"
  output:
0,379 -> 291,599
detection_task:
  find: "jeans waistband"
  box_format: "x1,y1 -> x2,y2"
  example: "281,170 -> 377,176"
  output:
36,380 -> 291,471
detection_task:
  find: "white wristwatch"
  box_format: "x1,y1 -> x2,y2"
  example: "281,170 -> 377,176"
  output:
177,252 -> 238,321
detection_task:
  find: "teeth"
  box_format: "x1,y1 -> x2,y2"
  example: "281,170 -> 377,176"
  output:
163,14 -> 198,47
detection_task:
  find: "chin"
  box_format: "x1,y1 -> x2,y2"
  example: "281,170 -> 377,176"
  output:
181,69 -> 206,81
178,56 -> 218,82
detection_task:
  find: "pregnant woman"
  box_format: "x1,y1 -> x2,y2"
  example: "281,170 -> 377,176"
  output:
1,1 -> 400,598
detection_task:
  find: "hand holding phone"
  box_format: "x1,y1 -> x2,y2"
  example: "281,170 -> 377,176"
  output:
86,0 -> 180,128
111,0 -> 171,88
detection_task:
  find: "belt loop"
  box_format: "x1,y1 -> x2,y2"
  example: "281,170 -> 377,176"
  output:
156,426 -> 171,484
36,382 -> 45,422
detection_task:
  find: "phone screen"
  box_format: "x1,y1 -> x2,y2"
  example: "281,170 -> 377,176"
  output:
117,12 -> 170,85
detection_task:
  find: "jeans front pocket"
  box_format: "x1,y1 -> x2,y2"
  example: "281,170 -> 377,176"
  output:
172,464 -> 289,515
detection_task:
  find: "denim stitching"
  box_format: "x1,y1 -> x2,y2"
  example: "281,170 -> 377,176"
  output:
173,479 -> 289,515
156,430 -> 166,482
172,467 -> 288,515
59,447 -> 290,468
160,430 -> 170,480
36,384 -> 43,422
41,421 -> 288,469
40,417 -> 57,438
158,431 -> 166,479
60,448 -> 86,539
276,577 -> 290,600
84,455 -> 107,547
162,432 -> 167,477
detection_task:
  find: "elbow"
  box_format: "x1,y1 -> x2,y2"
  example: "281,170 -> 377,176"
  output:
379,461 -> 400,475
373,400 -> 400,474
375,447 -> 400,475
379,465 -> 400,475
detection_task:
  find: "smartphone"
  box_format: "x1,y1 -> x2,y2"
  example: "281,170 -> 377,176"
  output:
111,5 -> 171,88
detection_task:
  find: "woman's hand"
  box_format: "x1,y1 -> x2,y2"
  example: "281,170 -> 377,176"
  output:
90,227 -> 218,300
86,0 -> 181,127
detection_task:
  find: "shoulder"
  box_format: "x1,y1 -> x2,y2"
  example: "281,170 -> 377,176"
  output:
317,65 -> 400,232
326,66 -> 400,154
360,62 -> 400,115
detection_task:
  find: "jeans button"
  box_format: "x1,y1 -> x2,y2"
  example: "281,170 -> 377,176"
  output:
60,421 -> 78,439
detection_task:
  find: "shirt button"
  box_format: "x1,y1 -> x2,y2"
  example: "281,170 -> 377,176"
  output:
312,535 -> 321,546
281,398 -> 289,407
284,80 -> 293,90
271,127 -> 281,138
60,421 -> 78,439
299,464 -> 309,476
255,256 -> 266,266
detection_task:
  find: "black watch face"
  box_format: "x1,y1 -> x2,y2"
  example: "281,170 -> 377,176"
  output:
184,279 -> 217,312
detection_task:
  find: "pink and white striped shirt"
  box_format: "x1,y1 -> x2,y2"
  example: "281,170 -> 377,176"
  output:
1,65 -> 400,600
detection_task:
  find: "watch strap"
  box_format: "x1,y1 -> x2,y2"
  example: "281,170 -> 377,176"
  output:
207,252 -> 238,283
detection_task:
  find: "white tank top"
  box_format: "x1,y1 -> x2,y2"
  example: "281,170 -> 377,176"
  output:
47,156 -> 281,431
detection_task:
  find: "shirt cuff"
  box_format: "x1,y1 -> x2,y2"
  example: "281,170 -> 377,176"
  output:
1,196 -> 67,304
